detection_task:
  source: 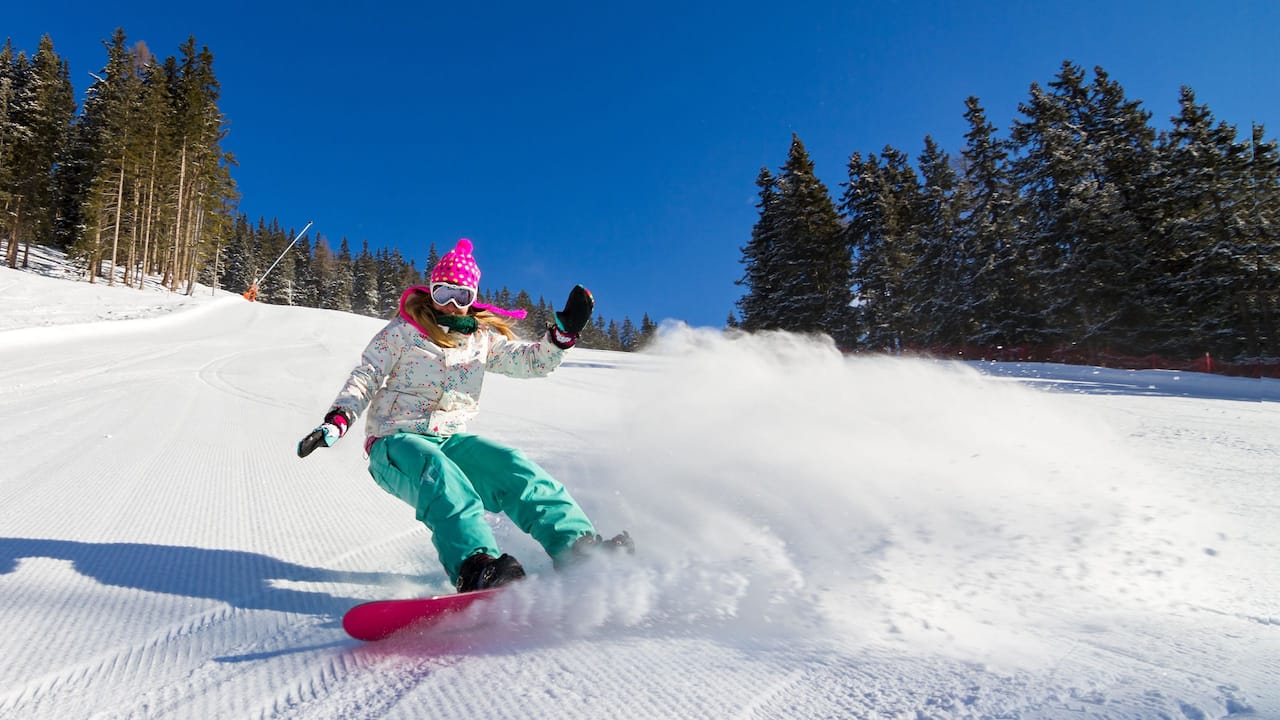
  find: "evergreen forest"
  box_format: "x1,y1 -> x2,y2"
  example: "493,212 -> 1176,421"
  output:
4,31 -> 1277,364
0,30 -> 655,351
736,62 -> 1279,369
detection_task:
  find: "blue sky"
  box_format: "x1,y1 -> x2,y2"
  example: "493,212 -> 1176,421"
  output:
7,1 -> 1279,328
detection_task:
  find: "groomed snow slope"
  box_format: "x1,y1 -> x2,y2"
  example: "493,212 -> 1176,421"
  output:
0,261 -> 1277,719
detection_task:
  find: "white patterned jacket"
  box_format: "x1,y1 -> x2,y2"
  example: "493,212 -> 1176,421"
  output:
330,290 -> 565,440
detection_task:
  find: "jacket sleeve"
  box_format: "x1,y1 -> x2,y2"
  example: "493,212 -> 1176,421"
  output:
485,328 -> 567,379
330,319 -> 406,419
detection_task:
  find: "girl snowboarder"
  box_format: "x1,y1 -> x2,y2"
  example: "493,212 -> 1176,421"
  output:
297,238 -> 632,592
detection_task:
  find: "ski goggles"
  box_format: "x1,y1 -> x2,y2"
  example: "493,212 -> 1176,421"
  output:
429,282 -> 477,309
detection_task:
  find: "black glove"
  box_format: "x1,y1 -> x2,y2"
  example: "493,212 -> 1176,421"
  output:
297,409 -> 351,458
550,285 -> 593,349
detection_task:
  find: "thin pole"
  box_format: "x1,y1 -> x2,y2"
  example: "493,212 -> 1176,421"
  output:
244,221 -> 313,301
254,220 -> 313,287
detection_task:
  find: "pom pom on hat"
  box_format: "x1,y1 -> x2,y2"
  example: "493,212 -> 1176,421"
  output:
431,238 -> 481,289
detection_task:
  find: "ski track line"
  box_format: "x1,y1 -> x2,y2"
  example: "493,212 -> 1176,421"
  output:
256,647 -> 457,720
5,597 -> 333,719
427,638 -> 801,720
242,536 -> 468,719
0,528 -> 432,719
1188,603 -> 1280,627
88,612 -> 340,720
256,630 -> 725,719
79,547 -> 436,720
0,601 -> 267,717
728,668 -> 805,720
0,343 -> 189,401
125,534 -> 446,720
1033,616 -> 1266,719
16,550 -> 1245,716
1076,630 -> 1261,700
195,342 -> 324,414
0,400 -> 111,505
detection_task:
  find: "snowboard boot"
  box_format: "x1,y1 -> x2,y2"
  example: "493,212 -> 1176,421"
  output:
556,531 -> 636,569
455,552 -> 526,593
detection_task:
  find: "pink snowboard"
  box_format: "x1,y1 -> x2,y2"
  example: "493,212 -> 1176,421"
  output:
343,587 -> 504,641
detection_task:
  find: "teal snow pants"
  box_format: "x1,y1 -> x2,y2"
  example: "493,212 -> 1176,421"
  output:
367,432 -> 595,583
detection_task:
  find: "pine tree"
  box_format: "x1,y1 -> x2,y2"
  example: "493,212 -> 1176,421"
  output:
774,134 -> 848,337
0,41 -> 21,258
1247,124 -> 1280,361
220,214 -> 253,292
1074,66 -> 1159,350
736,167 -> 781,330
844,146 -> 919,350
909,136 -> 963,345
619,317 -> 638,351
0,40 -> 17,244
260,220 -> 297,304
529,296 -> 553,336
638,313 -> 659,347
62,31 -> 235,293
841,151 -> 882,347
957,96 -> 1025,348
332,237 -> 354,312
164,36 -> 235,293
131,57 -> 175,287
1008,63 -> 1097,347
578,315 -> 608,349
292,234 -> 317,307
375,247 -> 397,316
398,258 -> 423,297
1006,63 -> 1157,351
313,235 -> 339,310
51,60 -> 96,253
1149,87 -> 1255,358
513,289 -> 534,314
425,242 -> 440,273
351,240 -> 379,316
876,146 -> 922,348
72,29 -> 140,280
374,247 -> 421,316
5,35 -> 74,268
605,320 -> 622,351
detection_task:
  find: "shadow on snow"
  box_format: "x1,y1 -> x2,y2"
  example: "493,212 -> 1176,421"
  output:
0,537 -> 426,617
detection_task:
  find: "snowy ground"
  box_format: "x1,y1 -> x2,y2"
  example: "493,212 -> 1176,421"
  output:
1,248 -> 1277,719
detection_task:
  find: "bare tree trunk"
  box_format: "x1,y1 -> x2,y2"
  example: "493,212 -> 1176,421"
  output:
89,220 -> 103,284
126,173 -> 141,288
170,143 -> 188,291
180,205 -> 193,290
108,156 -> 126,286
211,235 -> 222,295
140,138 -> 159,290
0,197 -> 7,262
5,195 -> 20,269
185,204 -> 205,295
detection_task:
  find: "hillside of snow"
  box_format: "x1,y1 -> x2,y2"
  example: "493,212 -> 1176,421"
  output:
1,251 -> 1277,719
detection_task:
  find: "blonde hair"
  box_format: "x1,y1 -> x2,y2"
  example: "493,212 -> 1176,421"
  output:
402,289 -> 518,348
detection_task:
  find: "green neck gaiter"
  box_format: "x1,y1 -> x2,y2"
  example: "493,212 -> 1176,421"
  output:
437,313 -> 479,335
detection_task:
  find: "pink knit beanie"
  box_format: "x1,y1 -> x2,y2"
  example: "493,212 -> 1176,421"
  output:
420,238 -> 527,320
430,238 -> 481,288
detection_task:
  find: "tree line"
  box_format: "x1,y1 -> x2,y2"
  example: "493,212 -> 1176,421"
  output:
736,61 -> 1279,363
1,30 -> 235,291
221,217 -> 659,351
0,30 -> 653,351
